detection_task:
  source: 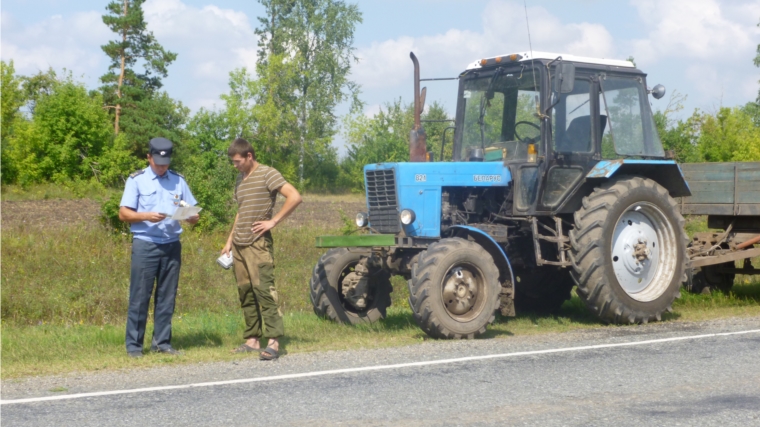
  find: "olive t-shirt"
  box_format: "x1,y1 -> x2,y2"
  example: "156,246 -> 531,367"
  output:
233,165 -> 287,246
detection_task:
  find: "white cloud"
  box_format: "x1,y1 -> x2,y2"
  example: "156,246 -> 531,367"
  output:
3,0 -> 755,120
351,1 -> 616,90
740,75 -> 759,102
685,64 -> 722,108
363,103 -> 383,117
139,0 -> 259,111
626,0 -> 759,114
630,0 -> 757,65
0,11 -> 110,83
0,1 -> 258,113
562,23 -> 615,59
483,2 -> 614,57
142,0 -> 257,79
353,36 -> 416,89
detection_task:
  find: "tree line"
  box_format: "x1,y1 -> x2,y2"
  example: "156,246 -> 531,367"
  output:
1,3 -> 759,230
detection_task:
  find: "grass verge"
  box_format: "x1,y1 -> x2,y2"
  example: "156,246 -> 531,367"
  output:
3,283 -> 760,379
2,202 -> 759,379
1,224 -> 370,324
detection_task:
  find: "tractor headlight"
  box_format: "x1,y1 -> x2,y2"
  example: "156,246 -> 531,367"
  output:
400,209 -> 416,225
355,212 -> 369,227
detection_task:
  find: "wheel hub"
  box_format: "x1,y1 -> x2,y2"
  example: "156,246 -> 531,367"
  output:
633,239 -> 651,262
341,272 -> 369,309
611,209 -> 661,295
442,268 -> 479,316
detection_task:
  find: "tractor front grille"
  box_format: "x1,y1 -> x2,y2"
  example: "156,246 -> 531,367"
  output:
366,168 -> 400,234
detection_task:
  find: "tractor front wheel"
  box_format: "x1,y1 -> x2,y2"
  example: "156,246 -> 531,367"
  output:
310,248 -> 392,324
408,238 -> 501,339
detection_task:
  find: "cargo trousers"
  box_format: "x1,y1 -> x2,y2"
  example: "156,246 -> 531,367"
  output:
232,233 -> 284,339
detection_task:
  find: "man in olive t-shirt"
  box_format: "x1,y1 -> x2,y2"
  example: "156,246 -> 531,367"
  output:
221,138 -> 302,360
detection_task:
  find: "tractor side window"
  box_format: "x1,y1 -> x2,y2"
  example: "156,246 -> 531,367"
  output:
599,76 -> 665,158
554,79 -> 592,153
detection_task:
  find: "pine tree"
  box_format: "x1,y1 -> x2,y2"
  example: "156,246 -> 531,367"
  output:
100,0 -> 177,135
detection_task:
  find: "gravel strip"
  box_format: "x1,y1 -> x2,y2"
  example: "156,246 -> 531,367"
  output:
3,316 -> 759,401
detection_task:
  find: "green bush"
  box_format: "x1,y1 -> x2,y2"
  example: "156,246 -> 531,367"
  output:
1,60 -> 25,184
179,150 -> 238,231
97,133 -> 146,187
699,107 -> 760,162
3,72 -> 113,185
100,192 -> 129,233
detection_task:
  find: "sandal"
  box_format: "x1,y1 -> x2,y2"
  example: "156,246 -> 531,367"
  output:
231,343 -> 259,354
259,347 -> 279,361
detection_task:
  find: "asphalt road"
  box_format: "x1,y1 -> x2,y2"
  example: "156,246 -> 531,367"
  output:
3,317 -> 760,427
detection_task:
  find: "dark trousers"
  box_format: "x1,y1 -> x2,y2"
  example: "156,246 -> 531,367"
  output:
125,238 -> 181,352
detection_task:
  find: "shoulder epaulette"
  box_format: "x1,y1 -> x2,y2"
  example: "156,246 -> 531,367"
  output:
129,170 -> 146,179
169,169 -> 185,179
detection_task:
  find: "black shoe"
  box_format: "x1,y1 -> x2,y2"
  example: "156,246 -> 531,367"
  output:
128,351 -> 143,358
151,346 -> 182,355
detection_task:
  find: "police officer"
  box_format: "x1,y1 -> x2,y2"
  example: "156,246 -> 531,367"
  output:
119,137 -> 199,358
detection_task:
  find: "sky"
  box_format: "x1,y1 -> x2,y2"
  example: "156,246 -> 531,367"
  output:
2,0 -> 759,154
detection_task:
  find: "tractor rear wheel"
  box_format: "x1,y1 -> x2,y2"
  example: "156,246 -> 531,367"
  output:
569,176 -> 687,324
408,238 -> 501,339
310,248 -> 392,324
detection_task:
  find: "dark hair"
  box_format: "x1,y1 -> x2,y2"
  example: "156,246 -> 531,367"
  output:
227,138 -> 256,159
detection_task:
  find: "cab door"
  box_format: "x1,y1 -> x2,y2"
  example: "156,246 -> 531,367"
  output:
536,74 -> 600,212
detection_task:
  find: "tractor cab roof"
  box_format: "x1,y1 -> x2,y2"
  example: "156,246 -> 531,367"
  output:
465,51 -> 635,70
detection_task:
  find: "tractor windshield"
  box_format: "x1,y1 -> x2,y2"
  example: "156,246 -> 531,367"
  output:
458,67 -> 541,162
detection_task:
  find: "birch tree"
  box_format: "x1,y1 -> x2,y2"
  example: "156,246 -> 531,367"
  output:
255,0 -> 363,186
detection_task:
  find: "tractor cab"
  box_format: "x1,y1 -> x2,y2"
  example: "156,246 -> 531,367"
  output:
452,51 -> 667,215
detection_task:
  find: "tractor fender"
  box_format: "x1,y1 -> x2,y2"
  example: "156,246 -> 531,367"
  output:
449,225 -> 515,291
586,159 -> 691,197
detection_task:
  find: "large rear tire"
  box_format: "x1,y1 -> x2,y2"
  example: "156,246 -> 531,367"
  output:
569,176 -> 687,324
310,248 -> 392,324
408,238 -> 501,339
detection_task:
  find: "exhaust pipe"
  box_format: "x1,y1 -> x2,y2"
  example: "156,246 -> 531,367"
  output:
409,52 -> 427,162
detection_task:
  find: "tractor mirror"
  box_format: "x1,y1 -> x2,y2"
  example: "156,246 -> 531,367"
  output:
650,84 -> 666,100
553,63 -> 575,94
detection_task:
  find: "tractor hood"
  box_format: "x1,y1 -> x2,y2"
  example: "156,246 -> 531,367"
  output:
364,162 -> 511,238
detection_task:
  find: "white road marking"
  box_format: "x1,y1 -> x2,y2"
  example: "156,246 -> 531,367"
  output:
3,328 -> 759,405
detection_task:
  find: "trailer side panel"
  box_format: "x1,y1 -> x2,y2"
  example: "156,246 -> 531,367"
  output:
679,162 -> 760,216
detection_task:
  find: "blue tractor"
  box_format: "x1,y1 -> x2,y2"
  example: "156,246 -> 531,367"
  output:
310,51 -> 691,339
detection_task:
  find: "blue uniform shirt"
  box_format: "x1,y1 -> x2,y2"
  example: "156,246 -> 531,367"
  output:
120,166 -> 198,244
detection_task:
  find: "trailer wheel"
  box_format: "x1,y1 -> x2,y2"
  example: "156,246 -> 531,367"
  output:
514,268 -> 574,315
689,263 -> 735,294
310,248 -> 392,324
569,176 -> 687,324
408,238 -> 500,339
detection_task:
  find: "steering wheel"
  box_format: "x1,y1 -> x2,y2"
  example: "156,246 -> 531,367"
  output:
514,121 -> 540,143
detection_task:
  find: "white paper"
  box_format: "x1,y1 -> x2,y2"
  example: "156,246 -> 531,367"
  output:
165,206 -> 202,220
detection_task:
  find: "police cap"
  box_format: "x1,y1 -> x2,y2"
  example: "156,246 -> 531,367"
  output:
149,137 -> 173,165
